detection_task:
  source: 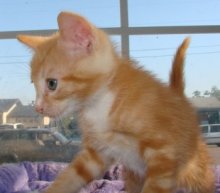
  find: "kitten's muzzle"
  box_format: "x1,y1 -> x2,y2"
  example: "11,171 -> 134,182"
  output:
35,105 -> 44,114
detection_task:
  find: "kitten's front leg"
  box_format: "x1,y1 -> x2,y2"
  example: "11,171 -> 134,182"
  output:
44,147 -> 106,193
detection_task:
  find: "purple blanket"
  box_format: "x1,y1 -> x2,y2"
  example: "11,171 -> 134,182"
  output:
0,162 -> 124,193
0,161 -> 219,193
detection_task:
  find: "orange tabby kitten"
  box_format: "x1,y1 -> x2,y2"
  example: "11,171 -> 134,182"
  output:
17,12 -> 214,193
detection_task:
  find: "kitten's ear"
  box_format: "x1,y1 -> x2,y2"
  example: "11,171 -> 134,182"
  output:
17,35 -> 46,50
57,12 -> 94,53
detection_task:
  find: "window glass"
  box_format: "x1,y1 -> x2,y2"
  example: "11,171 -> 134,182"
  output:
129,34 -> 220,97
0,0 -> 120,31
199,111 -> 220,125
0,0 -> 220,165
0,39 -> 33,104
128,0 -> 220,27
210,125 -> 220,132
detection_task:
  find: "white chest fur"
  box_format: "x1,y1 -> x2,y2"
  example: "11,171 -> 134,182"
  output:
105,139 -> 146,176
82,88 -> 146,177
83,88 -> 114,132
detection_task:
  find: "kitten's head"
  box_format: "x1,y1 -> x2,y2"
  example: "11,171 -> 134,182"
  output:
17,12 -> 116,118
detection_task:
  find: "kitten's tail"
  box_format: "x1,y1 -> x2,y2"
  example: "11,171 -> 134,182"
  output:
169,37 -> 190,96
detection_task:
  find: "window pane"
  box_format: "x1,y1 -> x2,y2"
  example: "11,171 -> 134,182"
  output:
0,0 -> 120,31
128,0 -> 220,27
0,39 -> 33,104
129,34 -> 220,97
0,35 -> 121,105
211,125 -> 220,132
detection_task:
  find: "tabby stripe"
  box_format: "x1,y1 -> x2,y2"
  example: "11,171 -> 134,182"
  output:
62,75 -> 97,83
139,139 -> 167,158
147,155 -> 176,177
71,148 -> 104,183
74,158 -> 93,182
87,147 -> 105,167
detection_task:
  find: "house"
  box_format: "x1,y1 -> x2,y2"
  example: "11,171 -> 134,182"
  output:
0,99 -> 21,124
0,99 -> 50,128
8,104 -> 50,128
190,97 -> 220,124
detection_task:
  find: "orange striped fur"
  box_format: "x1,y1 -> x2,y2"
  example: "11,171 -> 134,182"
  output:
169,37 -> 190,96
17,11 -> 215,193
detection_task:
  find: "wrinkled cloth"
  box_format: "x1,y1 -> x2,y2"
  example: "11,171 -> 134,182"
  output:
0,162 -> 124,193
0,161 -> 67,193
0,161 -> 219,193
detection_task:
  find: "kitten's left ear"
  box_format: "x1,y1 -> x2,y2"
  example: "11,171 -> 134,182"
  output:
17,35 -> 46,50
57,12 -> 95,53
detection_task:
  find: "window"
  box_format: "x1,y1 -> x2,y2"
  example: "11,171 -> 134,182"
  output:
0,0 -> 120,31
128,0 -> 220,27
130,34 -> 220,96
211,125 -> 220,133
0,0 -> 220,165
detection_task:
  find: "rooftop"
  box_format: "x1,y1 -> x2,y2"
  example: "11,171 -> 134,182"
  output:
0,99 -> 21,113
9,105 -> 41,118
190,97 -> 220,109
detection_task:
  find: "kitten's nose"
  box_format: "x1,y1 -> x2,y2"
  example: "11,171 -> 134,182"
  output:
35,104 -> 44,114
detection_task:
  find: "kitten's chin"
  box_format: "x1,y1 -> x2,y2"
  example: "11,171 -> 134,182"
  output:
45,109 -> 73,119
50,101 -> 81,119
43,110 -> 73,119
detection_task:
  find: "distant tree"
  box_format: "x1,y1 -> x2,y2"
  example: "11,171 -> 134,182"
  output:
210,86 -> 220,100
203,90 -> 210,97
192,90 -> 201,97
192,86 -> 220,100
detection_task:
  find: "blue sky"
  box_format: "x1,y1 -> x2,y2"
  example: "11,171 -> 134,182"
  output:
0,0 -> 220,104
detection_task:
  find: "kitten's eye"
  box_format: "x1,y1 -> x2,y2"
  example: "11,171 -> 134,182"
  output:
46,78 -> 58,91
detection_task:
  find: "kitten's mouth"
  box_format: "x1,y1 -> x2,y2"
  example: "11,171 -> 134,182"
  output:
44,110 -> 65,119
36,108 -> 62,119
46,105 -> 78,120
36,99 -> 80,119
